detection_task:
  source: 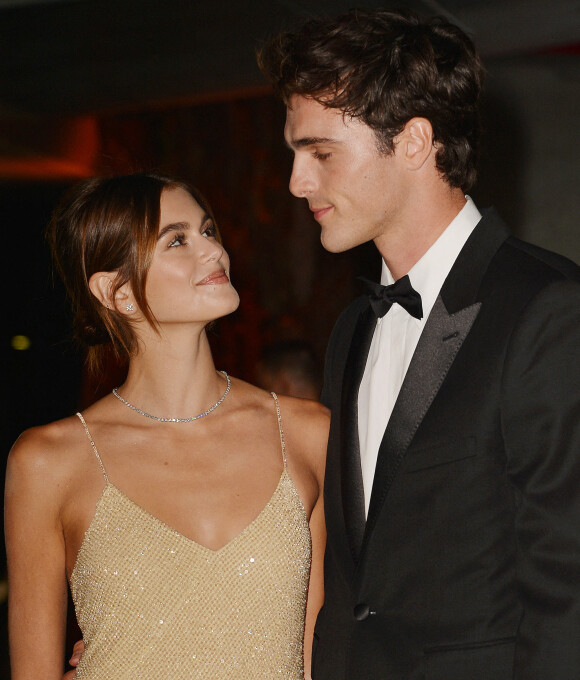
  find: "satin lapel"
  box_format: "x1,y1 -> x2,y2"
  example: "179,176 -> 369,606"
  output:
362,296 -> 482,548
441,207 -> 510,313
356,208 -> 509,565
340,305 -> 376,562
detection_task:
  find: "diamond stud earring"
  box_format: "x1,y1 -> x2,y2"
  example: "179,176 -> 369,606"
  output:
126,303 -> 134,312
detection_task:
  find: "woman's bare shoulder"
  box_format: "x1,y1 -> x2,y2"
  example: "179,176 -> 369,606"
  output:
7,414 -> 87,484
276,393 -> 329,428
229,377 -> 329,427
276,394 -> 329,478
227,376 -> 282,415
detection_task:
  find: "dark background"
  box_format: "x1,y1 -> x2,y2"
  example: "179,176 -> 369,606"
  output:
1,0 -> 579,675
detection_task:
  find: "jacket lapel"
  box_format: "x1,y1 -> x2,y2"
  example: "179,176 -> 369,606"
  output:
363,296 -> 481,543
340,305 -> 376,562
361,208 -> 511,554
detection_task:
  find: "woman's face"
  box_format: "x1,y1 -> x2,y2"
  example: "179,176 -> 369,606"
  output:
142,187 -> 239,326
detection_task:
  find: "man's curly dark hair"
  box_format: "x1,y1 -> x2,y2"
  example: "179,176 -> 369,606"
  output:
258,8 -> 485,191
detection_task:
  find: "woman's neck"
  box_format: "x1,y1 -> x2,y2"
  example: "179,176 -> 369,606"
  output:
117,328 -> 226,420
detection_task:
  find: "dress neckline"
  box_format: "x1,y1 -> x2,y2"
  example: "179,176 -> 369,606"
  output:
70,469 -> 293,583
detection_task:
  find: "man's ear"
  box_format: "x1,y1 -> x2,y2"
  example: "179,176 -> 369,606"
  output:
397,117 -> 434,171
88,271 -> 129,311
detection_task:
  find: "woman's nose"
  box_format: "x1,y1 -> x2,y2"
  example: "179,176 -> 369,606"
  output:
203,240 -> 224,264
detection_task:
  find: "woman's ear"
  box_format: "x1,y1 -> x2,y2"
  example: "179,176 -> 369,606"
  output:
88,272 -> 130,311
89,271 -> 116,309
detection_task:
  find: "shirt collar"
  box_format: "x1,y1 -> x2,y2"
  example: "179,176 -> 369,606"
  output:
381,196 -> 482,321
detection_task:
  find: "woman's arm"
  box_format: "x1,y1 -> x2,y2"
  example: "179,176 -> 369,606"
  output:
282,397 -> 329,680
5,428 -> 69,680
304,488 -> 326,680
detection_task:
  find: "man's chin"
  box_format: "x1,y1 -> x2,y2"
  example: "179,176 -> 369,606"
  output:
320,230 -> 365,254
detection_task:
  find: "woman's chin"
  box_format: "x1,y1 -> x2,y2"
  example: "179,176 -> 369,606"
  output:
207,290 -> 241,323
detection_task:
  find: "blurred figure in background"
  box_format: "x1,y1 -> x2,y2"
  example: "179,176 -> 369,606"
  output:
255,340 -> 322,400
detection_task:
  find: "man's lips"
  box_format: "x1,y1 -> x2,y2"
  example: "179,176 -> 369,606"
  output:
197,269 -> 229,285
310,206 -> 333,221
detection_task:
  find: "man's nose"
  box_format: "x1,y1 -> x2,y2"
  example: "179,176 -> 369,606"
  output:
289,157 -> 315,198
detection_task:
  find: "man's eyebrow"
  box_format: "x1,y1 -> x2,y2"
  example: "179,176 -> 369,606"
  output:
286,136 -> 338,150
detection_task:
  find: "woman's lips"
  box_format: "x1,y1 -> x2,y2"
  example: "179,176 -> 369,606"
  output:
197,269 -> 229,285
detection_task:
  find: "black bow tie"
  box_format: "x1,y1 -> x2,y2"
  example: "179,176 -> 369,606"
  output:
359,275 -> 423,320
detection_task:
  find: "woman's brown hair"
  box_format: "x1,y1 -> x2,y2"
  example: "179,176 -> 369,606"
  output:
46,172 -> 218,374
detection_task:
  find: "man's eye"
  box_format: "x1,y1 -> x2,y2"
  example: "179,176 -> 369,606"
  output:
313,151 -> 331,160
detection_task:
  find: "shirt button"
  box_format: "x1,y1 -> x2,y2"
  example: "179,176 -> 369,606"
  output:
354,603 -> 371,621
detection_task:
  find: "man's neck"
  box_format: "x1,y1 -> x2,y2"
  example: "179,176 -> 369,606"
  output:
375,188 -> 466,280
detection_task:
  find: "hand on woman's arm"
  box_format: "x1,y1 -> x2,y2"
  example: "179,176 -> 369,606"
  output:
62,639 -> 84,679
5,428 -> 69,680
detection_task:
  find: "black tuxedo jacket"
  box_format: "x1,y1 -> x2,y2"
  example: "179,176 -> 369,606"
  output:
312,209 -> 580,680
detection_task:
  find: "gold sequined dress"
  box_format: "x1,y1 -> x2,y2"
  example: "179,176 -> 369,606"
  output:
70,394 -> 311,679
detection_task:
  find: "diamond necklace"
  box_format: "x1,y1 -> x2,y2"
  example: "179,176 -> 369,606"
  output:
111,371 -> 231,423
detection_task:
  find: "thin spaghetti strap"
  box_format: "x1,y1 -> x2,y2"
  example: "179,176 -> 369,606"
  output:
271,392 -> 287,469
76,412 -> 109,483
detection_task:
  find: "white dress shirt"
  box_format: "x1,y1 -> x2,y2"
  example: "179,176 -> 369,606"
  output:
357,197 -> 482,516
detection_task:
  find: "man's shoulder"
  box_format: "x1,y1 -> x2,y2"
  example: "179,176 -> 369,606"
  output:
485,236 -> 580,308
322,295 -> 369,405
337,293 -> 369,317
476,206 -> 578,280
467,208 -> 580,301
327,294 -> 368,342
502,236 -> 580,283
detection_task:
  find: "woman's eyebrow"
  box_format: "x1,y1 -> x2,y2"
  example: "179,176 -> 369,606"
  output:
157,213 -> 212,241
157,221 -> 190,241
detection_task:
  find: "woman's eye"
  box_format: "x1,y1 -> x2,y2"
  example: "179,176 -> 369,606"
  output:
168,233 -> 186,247
202,222 -> 217,239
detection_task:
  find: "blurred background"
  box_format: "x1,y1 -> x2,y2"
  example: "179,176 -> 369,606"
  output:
1,0 -> 579,674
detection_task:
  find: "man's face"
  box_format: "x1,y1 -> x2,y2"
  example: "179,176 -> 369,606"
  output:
284,94 -> 407,253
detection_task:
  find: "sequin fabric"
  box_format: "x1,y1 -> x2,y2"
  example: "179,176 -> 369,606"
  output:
70,396 -> 311,679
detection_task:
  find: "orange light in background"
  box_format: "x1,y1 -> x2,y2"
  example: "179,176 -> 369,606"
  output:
0,115 -> 99,180
0,157 -> 94,179
61,116 -> 100,168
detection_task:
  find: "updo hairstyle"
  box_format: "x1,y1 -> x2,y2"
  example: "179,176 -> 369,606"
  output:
46,172 -> 218,374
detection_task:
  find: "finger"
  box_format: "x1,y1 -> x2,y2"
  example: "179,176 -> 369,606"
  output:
69,639 -> 85,666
